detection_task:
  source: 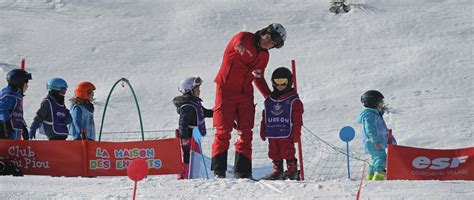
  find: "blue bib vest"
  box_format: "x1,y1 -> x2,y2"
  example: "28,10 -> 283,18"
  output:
70,103 -> 96,140
264,94 -> 299,138
0,93 -> 24,131
180,101 -> 207,136
43,96 -> 69,135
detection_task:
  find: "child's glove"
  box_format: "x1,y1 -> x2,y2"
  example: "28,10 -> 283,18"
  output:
290,131 -> 301,143
3,120 -> 14,138
22,124 -> 29,140
259,125 -> 266,141
29,122 -> 39,140
29,128 -> 36,139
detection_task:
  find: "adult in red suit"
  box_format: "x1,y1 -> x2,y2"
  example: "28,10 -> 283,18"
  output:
212,23 -> 287,178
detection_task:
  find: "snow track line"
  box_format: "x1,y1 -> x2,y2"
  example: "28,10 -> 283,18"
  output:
256,181 -> 283,194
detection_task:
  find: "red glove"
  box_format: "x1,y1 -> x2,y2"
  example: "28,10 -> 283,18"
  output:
260,124 -> 266,141
290,131 -> 301,143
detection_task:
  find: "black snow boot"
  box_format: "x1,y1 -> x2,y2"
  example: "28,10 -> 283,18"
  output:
234,153 -> 252,179
211,152 -> 228,178
214,170 -> 226,178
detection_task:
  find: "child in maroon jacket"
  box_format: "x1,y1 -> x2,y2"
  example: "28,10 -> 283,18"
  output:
260,67 -> 304,180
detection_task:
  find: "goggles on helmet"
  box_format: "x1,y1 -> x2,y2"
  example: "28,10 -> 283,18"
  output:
267,26 -> 284,48
194,77 -> 203,87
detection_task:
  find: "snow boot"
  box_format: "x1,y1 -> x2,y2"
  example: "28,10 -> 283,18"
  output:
264,160 -> 284,180
365,174 -> 374,181
372,171 -> 386,181
177,163 -> 190,180
234,172 -> 253,179
214,170 -> 226,179
284,159 -> 298,180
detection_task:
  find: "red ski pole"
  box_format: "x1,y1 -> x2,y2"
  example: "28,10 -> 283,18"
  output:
20,58 -> 25,70
291,59 -> 305,181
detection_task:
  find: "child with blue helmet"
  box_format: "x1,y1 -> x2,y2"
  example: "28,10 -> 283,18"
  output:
357,90 -> 397,180
29,78 -> 72,140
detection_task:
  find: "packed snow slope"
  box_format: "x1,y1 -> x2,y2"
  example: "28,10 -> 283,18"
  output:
0,0 -> 473,199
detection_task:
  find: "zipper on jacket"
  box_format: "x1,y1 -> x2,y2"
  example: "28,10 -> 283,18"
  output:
225,62 -> 234,81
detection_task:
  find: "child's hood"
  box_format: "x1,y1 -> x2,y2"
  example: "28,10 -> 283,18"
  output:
357,108 -> 379,123
172,94 -> 201,109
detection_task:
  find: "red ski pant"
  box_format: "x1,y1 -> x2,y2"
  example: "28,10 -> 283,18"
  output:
212,93 -> 255,160
268,138 -> 296,161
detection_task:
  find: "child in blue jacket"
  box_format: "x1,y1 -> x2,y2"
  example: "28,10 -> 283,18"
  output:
357,90 -> 396,181
0,69 -> 31,140
29,78 -> 72,140
69,81 -> 96,140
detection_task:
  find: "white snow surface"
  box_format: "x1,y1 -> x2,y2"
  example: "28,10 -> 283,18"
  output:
0,0 -> 473,199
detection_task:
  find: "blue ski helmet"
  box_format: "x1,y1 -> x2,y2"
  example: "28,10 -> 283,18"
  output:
47,78 -> 68,93
6,69 -> 32,88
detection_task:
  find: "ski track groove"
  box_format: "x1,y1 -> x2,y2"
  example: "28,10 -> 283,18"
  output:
256,180 -> 284,194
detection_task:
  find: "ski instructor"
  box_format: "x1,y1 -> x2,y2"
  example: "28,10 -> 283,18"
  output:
211,23 -> 287,179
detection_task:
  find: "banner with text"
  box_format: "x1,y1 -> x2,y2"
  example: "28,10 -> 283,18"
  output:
0,138 -> 182,176
387,145 -> 474,180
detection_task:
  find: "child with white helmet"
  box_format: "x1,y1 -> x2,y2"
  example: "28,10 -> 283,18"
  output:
29,78 -> 72,140
172,76 -> 213,179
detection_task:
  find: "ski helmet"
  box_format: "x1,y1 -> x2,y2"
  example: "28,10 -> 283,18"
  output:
269,23 -> 286,49
6,69 -> 32,89
47,78 -> 68,93
178,77 -> 202,95
258,23 -> 286,49
271,67 -> 293,90
361,90 -> 384,109
75,81 -> 96,100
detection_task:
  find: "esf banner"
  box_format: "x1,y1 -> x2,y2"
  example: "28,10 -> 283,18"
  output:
387,145 -> 474,180
0,138 -> 182,176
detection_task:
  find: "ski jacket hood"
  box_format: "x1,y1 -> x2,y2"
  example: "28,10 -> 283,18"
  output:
172,94 -> 202,114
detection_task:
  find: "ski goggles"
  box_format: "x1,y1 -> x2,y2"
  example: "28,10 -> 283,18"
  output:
273,78 -> 288,86
267,27 -> 284,49
193,77 -> 203,87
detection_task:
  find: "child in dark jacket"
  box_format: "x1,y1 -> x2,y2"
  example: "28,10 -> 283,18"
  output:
29,78 -> 72,140
69,81 -> 96,141
260,67 -> 304,180
172,76 -> 213,179
0,69 -> 32,140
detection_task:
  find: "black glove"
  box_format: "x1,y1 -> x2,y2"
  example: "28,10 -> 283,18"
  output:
22,124 -> 29,140
3,120 -> 14,139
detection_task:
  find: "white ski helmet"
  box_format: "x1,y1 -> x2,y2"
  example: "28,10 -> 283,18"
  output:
178,76 -> 203,94
268,23 -> 286,49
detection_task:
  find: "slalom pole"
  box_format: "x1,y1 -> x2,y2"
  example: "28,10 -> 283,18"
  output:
188,137 -> 195,179
291,59 -> 305,181
20,58 -> 25,70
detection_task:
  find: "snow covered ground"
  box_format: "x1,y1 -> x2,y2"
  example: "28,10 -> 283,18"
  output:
0,0 -> 473,199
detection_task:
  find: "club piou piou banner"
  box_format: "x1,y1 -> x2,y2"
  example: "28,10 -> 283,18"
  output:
387,144 -> 474,180
0,138 -> 182,176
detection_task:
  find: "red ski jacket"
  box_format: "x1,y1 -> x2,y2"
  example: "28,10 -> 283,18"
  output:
214,32 -> 271,99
